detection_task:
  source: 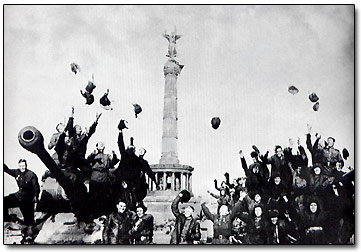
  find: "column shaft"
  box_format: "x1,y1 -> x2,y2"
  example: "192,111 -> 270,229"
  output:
163,173 -> 167,190
185,173 -> 188,190
189,174 -> 192,192
171,172 -> 175,190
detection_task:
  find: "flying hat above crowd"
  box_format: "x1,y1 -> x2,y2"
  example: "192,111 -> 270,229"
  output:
70,62 -> 80,74
288,85 -> 299,95
211,117 -> 221,129
133,104 -> 142,118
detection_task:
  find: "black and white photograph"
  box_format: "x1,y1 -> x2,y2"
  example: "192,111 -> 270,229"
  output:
3,4 -> 355,245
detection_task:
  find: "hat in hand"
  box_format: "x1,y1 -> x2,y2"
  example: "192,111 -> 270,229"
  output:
343,148 -> 349,160
252,145 -> 260,154
118,120 -> 128,130
179,190 -> 191,203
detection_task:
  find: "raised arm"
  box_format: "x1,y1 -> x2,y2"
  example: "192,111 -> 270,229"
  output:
283,147 -> 294,164
259,151 -> 269,164
239,150 -> 250,177
259,156 -> 270,181
224,172 -> 231,187
305,124 -> 314,152
86,113 -> 101,140
171,193 -> 182,218
118,131 -> 126,155
4,163 -> 17,177
306,133 -> 313,153
230,200 -> 244,222
201,203 -> 215,222
140,158 -> 157,184
48,133 -> 59,150
65,107 -> 75,137
313,133 -> 322,152
214,179 -> 221,191
298,145 -> 307,157
54,132 -> 67,158
110,151 -> 120,167
264,153 -> 274,165
208,191 -> 220,199
298,145 -> 309,167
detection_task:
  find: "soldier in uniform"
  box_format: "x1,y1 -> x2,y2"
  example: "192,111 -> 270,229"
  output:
87,141 -> 118,216
130,203 -> 154,244
4,159 -> 40,226
201,200 -> 245,244
170,191 -> 201,244
102,200 -> 134,244
323,137 -> 344,176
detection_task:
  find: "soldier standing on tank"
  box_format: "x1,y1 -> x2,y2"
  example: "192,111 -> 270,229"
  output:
135,148 -> 159,202
55,107 -> 101,182
114,120 -> 143,211
87,141 -> 118,216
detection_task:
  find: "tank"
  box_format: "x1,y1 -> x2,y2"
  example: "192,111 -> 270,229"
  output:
18,126 -> 90,222
7,126 -> 106,244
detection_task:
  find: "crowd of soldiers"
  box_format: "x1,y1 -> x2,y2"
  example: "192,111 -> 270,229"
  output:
202,124 -> 354,244
4,110 -> 355,244
4,107 -> 159,244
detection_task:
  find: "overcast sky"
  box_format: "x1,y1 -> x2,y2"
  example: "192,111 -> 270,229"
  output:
4,5 -> 354,198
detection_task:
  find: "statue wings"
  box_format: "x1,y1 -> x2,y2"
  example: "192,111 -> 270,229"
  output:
162,32 -> 170,41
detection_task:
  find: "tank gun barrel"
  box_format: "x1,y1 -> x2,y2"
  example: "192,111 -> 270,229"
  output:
18,126 -> 64,179
18,126 -> 90,221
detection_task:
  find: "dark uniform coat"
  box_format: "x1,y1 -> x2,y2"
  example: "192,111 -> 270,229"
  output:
4,165 -> 40,226
103,211 -> 134,244
170,195 -> 201,244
